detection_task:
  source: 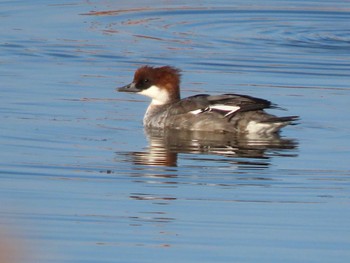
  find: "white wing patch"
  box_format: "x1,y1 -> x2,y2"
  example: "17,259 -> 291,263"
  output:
190,109 -> 204,115
209,104 -> 240,116
190,104 -> 240,116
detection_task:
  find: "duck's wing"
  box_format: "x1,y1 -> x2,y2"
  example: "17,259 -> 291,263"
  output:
168,94 -> 273,117
167,94 -> 211,115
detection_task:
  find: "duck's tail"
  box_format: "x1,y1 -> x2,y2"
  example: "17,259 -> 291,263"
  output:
246,116 -> 299,135
261,116 -> 299,125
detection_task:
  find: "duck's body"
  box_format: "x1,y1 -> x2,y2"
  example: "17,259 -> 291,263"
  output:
118,66 -> 298,135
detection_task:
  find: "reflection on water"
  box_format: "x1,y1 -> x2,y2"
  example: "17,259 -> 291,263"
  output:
118,128 -> 298,167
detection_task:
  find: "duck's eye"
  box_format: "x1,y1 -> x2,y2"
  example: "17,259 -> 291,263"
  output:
137,78 -> 151,90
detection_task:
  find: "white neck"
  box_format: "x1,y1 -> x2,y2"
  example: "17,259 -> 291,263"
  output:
138,85 -> 170,105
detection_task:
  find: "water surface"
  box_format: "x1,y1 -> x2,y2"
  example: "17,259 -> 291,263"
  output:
1,1 -> 350,262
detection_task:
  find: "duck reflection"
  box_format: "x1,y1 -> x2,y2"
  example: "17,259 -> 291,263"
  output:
123,128 -> 298,167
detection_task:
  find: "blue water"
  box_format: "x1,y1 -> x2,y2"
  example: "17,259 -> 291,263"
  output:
1,1 -> 350,262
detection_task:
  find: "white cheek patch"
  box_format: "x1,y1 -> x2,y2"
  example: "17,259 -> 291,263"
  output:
139,85 -> 169,105
209,104 -> 240,116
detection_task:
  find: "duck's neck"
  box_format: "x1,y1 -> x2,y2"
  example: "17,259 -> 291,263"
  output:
143,102 -> 172,128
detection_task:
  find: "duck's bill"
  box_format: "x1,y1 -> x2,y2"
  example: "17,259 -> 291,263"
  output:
117,82 -> 139,93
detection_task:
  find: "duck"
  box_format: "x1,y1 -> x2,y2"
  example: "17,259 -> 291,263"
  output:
117,65 -> 298,135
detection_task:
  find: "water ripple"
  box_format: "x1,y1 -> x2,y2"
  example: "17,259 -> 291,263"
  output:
85,6 -> 350,51
82,5 -> 350,81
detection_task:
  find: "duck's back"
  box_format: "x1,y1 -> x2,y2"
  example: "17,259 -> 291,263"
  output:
145,94 -> 298,135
